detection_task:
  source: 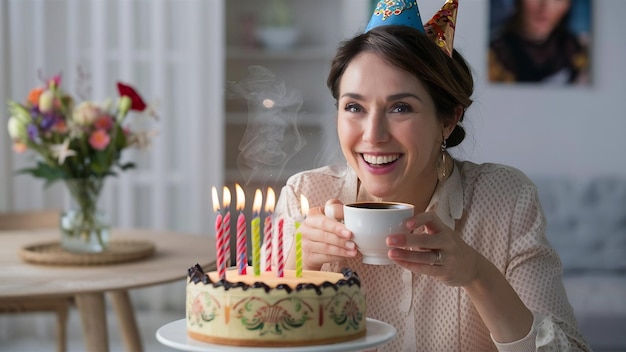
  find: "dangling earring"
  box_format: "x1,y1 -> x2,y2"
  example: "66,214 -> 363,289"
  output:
437,137 -> 452,182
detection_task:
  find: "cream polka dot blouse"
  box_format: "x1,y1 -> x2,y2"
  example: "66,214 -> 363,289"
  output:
273,160 -> 590,351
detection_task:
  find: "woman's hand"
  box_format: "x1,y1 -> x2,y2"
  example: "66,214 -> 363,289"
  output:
298,199 -> 357,271
386,211 -> 481,287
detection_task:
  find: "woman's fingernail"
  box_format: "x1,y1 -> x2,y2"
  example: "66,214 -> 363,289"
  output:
387,236 -> 399,246
341,229 -> 352,238
345,241 -> 355,249
406,219 -> 417,229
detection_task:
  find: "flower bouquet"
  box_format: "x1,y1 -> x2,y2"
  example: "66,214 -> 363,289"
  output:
6,74 -> 155,252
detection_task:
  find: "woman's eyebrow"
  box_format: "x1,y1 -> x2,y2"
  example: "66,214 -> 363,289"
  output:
339,92 -> 364,100
388,93 -> 422,102
340,92 -> 422,102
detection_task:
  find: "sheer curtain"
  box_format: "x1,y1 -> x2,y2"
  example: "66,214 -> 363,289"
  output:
0,0 -> 224,339
1,0 -> 223,233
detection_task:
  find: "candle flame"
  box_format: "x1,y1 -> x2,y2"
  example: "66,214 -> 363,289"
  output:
252,189 -> 263,215
300,194 -> 309,217
235,183 -> 245,211
211,186 -> 220,213
223,186 -> 231,208
264,187 -> 275,213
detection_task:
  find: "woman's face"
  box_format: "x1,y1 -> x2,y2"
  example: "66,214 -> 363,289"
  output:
520,0 -> 571,41
337,52 -> 443,202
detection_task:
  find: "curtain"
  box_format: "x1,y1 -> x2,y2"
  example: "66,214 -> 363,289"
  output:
0,0 -> 225,339
1,0 -> 224,232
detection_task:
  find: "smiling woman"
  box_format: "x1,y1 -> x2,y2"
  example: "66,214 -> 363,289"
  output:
273,1 -> 591,351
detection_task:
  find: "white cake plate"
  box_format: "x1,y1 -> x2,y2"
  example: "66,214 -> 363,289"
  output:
156,318 -> 396,352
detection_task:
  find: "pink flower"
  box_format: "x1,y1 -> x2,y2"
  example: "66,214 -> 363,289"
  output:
94,115 -> 114,131
89,129 -> 111,150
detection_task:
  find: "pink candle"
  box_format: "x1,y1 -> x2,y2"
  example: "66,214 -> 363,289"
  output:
277,218 -> 284,278
235,184 -> 247,275
211,187 -> 225,280
263,187 -> 276,272
263,216 -> 272,272
237,212 -> 248,275
215,213 -> 225,280
222,187 -> 232,268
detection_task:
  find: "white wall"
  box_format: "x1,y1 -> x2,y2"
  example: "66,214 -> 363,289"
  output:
420,0 -> 626,179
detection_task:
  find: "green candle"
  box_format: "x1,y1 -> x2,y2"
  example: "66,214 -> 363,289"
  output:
252,189 -> 263,276
295,222 -> 302,278
295,194 -> 309,278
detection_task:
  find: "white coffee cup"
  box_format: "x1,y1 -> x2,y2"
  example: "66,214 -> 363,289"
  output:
343,201 -> 414,265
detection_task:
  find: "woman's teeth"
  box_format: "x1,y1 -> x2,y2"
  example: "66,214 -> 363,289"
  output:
362,154 -> 401,165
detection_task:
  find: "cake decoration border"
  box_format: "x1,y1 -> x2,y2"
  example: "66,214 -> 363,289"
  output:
187,264 -> 361,294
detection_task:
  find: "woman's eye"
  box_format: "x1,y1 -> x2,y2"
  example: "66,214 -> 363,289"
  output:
391,103 -> 413,113
344,103 -> 362,113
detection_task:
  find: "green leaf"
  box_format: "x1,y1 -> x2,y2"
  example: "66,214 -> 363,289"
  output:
16,162 -> 67,186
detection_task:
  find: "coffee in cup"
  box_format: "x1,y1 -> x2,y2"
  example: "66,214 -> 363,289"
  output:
343,201 -> 414,265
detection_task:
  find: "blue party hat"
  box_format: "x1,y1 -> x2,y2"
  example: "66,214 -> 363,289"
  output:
365,0 -> 425,33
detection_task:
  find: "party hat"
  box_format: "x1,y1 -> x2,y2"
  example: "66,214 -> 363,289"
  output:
424,0 -> 459,57
365,0 -> 425,33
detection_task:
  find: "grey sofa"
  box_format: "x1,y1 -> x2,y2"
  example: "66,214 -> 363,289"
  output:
533,176 -> 626,352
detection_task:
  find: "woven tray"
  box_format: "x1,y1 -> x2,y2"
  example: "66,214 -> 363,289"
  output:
19,239 -> 155,266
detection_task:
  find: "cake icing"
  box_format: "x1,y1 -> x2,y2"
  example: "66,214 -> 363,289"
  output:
186,264 -> 366,347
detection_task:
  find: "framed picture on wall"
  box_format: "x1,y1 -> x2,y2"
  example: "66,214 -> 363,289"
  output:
487,0 -> 592,86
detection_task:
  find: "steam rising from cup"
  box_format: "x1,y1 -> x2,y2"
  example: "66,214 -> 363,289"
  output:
227,66 -> 306,185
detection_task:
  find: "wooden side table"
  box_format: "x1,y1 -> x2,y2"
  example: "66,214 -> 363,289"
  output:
0,228 -> 216,352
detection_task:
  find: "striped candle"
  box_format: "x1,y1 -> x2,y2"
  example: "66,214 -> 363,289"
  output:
295,195 -> 309,278
263,216 -> 272,272
222,187 -> 232,268
211,186 -> 225,281
235,184 -> 247,275
277,218 -> 284,278
236,211 -> 247,275
295,222 -> 302,278
215,213 -> 225,280
263,187 -> 275,272
251,189 -> 263,276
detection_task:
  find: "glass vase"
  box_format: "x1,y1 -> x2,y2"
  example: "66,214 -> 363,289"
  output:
60,177 -> 110,253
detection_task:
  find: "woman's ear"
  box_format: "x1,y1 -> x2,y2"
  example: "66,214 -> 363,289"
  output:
443,105 -> 464,138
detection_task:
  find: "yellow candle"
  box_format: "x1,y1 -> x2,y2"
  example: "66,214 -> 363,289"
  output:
252,189 -> 263,276
295,222 -> 302,278
252,216 -> 261,276
295,194 -> 309,278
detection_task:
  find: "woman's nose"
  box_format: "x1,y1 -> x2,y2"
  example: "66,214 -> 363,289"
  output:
362,110 -> 389,144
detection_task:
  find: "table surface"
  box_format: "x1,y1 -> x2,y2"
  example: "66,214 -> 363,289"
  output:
0,228 -> 216,299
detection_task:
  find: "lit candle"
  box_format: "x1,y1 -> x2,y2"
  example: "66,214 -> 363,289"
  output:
235,184 -> 247,275
251,189 -> 263,276
222,186 -> 232,269
211,187 -> 225,280
263,187 -> 275,272
295,194 -> 309,278
277,218 -> 284,278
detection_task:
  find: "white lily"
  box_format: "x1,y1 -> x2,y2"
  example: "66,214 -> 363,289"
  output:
50,138 -> 77,164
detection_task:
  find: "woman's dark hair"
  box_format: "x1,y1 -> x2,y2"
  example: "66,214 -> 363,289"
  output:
326,25 -> 473,148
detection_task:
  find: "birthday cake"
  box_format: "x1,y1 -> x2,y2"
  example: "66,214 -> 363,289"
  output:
186,264 -> 366,347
